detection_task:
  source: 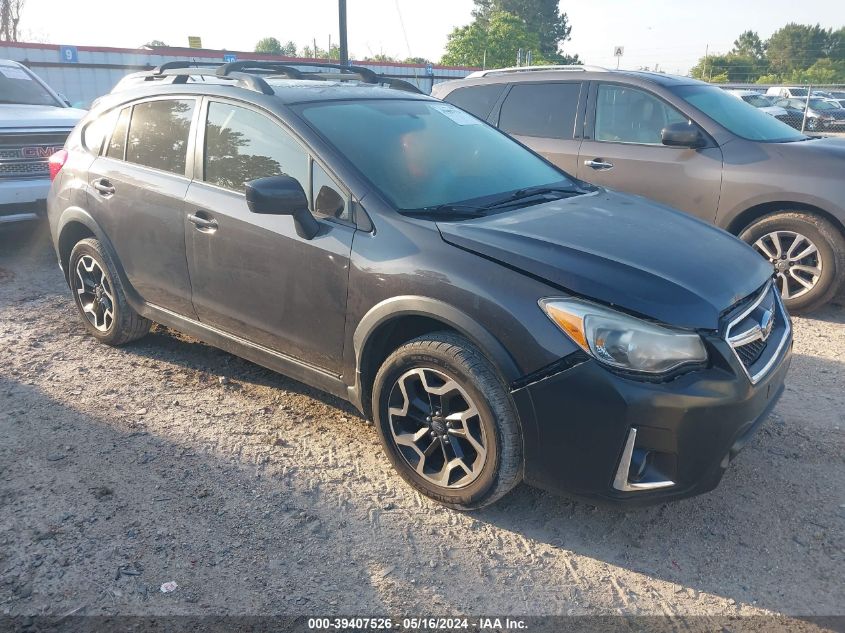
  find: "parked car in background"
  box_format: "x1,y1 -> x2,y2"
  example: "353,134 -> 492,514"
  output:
766,86 -> 809,99
773,97 -> 845,131
433,66 -> 845,313
0,59 -> 86,226
726,89 -> 792,123
48,61 -> 792,509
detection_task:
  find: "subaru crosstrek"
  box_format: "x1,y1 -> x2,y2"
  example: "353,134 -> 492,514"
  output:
47,62 -> 792,509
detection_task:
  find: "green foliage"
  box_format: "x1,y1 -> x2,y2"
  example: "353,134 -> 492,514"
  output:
363,53 -> 398,63
472,0 -> 573,60
301,44 -> 341,60
404,57 -> 432,65
254,37 -> 283,54
691,23 -> 845,83
442,10 -> 559,68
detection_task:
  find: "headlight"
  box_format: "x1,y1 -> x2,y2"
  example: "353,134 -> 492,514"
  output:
539,298 -> 707,374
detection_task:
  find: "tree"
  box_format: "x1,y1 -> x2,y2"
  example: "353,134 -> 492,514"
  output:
280,40 -> 297,56
0,0 -> 25,42
404,56 -> 432,65
472,0 -> 574,61
442,10 -> 550,68
301,44 -> 341,60
363,53 -> 398,63
255,37 -> 283,54
690,52 -> 767,83
766,23 -> 832,75
732,30 -> 766,61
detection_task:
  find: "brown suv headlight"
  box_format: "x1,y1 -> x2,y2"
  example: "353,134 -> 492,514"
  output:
539,298 -> 707,374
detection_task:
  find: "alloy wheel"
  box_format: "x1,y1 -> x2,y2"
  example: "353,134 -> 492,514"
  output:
387,367 -> 488,489
752,230 -> 822,300
74,255 -> 115,332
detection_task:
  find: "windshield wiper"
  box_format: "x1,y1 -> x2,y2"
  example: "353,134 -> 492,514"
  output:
484,185 -> 584,209
403,204 -> 490,219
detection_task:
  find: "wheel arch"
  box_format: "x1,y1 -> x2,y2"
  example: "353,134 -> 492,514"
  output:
725,200 -> 845,240
350,297 -> 521,419
56,208 -> 142,308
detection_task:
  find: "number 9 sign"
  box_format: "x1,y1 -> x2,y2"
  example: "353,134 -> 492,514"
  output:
59,45 -> 79,64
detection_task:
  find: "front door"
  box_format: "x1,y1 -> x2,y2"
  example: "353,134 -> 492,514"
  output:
184,99 -> 354,374
577,83 -> 723,222
86,98 -> 198,316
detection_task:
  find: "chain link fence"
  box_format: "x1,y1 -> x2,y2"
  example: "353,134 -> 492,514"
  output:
717,83 -> 845,135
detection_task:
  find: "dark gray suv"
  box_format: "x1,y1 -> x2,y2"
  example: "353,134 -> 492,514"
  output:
48,62 -> 791,509
433,66 -> 845,313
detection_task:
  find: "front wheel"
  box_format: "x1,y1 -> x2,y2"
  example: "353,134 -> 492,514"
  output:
372,332 -> 523,510
740,211 -> 845,314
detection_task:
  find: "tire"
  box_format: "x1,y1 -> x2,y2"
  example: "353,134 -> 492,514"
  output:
68,238 -> 151,345
372,331 -> 523,510
740,211 -> 845,314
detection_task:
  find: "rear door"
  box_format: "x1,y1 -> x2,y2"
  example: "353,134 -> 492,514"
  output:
493,81 -> 585,174
576,82 -> 723,222
85,97 -> 198,316
183,98 -> 354,374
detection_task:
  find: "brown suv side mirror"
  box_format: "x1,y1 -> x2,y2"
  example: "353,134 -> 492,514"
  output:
245,175 -> 319,240
661,122 -> 706,148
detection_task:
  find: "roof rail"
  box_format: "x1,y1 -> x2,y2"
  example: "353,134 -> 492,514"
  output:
153,61 -> 220,74
216,60 -> 422,93
466,64 -> 607,78
154,68 -> 274,95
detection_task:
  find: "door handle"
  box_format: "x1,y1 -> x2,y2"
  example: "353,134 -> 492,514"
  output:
187,213 -> 218,232
584,159 -> 614,171
92,179 -> 115,195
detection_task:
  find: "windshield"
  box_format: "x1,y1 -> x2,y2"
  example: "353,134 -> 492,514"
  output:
789,88 -> 808,97
672,85 -> 805,142
0,65 -> 62,107
741,94 -> 772,108
809,99 -> 837,111
295,99 -> 572,212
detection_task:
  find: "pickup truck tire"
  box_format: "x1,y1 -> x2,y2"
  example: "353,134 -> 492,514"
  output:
68,238 -> 151,345
740,211 -> 845,314
372,331 -> 523,510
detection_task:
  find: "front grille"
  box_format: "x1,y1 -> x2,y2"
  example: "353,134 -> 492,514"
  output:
0,131 -> 69,180
724,282 -> 791,383
0,161 -> 49,178
734,337 -> 767,368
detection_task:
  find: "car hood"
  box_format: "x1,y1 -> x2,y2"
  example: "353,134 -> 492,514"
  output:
774,135 -> 845,159
0,104 -> 86,130
437,190 -> 773,330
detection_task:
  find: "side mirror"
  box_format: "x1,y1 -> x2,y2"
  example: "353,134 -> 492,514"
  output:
245,175 -> 319,240
661,122 -> 706,148
57,92 -> 72,107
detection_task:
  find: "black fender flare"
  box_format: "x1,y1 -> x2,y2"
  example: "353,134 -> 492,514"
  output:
56,208 -> 144,310
347,295 -> 522,412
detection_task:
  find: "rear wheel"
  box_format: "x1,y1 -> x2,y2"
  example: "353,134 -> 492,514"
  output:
69,238 -> 151,345
740,211 -> 845,314
372,332 -> 523,510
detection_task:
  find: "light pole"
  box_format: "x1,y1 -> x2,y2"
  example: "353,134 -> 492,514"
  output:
339,0 -> 349,66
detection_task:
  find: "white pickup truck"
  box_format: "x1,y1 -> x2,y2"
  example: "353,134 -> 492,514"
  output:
1,59 -> 86,226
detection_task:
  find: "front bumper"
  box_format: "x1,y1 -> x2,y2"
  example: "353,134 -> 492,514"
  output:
512,334 -> 792,505
0,178 -> 50,224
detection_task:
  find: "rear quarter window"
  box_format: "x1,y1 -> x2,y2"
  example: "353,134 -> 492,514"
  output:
125,99 -> 195,175
442,84 -> 506,120
498,82 -> 582,139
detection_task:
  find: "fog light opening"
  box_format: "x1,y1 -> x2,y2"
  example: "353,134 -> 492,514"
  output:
613,428 -> 676,492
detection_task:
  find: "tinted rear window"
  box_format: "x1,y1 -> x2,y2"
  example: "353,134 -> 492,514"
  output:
443,84 -> 505,120
498,82 -> 582,139
126,99 -> 195,175
0,65 -> 61,107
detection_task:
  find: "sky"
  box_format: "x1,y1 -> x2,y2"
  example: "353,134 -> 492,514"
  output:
17,0 -> 845,74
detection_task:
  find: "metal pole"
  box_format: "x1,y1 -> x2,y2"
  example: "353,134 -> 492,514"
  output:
339,0 -> 349,66
801,85 -> 811,133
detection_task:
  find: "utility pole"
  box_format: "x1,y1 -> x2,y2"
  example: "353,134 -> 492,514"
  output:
704,44 -> 709,81
339,0 -> 349,66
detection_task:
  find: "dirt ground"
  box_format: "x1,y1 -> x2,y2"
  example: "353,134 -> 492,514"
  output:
1,224 -> 843,626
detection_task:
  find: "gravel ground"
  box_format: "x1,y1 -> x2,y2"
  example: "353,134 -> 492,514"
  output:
0,224 -> 843,626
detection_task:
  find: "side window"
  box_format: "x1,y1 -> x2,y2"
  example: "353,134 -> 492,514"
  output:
498,82 -> 582,139
594,84 -> 688,145
106,107 -> 131,160
443,85 -> 505,120
204,101 -> 308,193
83,109 -> 118,155
126,99 -> 195,175
311,161 -> 349,222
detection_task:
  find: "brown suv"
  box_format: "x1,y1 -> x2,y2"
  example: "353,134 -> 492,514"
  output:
433,66 -> 845,313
